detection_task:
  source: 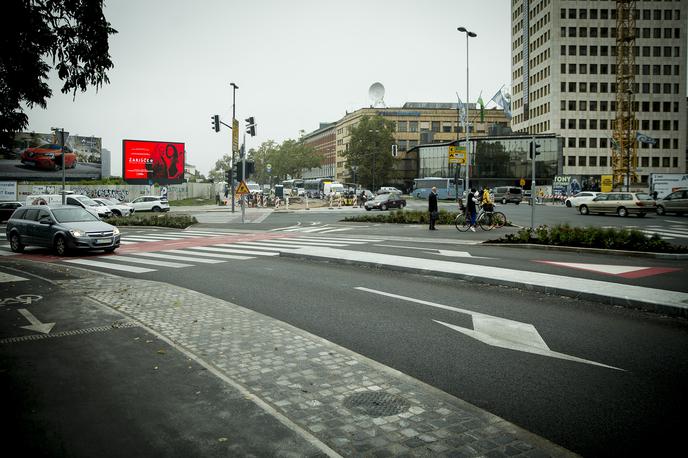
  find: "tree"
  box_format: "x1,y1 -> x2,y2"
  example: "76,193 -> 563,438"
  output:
0,0 -> 117,145
208,154 -> 233,183
248,140 -> 279,184
343,115 -> 396,190
275,139 -> 321,181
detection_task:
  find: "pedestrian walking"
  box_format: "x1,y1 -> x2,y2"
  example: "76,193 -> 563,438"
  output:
428,186 -> 438,230
467,187 -> 478,232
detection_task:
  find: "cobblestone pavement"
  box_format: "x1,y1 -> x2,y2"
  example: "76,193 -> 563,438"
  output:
59,267 -> 575,457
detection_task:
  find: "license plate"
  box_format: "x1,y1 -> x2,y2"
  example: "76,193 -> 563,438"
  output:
95,238 -> 111,244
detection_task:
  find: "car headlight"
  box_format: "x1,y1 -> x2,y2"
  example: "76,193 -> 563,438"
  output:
113,227 -> 120,235
45,153 -> 55,159
69,229 -> 84,237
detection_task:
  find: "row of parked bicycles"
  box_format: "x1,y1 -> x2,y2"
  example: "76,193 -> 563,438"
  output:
454,204 -> 507,232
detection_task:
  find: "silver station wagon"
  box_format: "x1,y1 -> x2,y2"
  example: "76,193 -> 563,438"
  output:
577,192 -> 655,217
6,205 -> 120,256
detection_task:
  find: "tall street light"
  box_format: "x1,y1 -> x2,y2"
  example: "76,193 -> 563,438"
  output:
457,26 -> 476,195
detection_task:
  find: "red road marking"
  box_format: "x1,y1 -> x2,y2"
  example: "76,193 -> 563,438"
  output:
536,260 -> 681,278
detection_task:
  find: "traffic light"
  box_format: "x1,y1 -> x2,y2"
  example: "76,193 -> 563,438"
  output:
245,117 -> 256,137
246,160 -> 255,177
235,161 -> 244,182
225,169 -> 232,183
212,115 -> 220,132
529,141 -> 541,159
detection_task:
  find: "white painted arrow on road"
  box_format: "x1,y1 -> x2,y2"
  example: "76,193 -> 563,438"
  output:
357,287 -> 623,371
18,308 -> 55,334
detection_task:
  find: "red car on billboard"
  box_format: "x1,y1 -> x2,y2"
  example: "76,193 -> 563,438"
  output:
20,143 -> 77,170
122,139 -> 185,185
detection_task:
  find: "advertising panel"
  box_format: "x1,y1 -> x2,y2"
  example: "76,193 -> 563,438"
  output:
122,139 -> 185,185
0,132 -> 102,181
0,181 -> 17,200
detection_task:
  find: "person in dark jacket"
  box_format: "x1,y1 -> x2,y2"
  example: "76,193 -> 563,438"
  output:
428,186 -> 438,230
467,187 -> 478,232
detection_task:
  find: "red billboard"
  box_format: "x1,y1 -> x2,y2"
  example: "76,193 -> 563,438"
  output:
122,139 -> 185,184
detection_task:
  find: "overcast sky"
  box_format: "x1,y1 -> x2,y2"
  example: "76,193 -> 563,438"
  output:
24,0 -> 512,177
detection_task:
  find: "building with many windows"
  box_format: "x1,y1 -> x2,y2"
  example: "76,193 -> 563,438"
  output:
300,122 -> 336,179
510,0 -> 687,185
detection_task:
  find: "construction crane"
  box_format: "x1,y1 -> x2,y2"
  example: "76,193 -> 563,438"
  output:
611,0 -> 638,191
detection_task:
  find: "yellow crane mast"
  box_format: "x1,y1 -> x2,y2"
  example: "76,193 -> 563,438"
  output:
612,0 -> 638,190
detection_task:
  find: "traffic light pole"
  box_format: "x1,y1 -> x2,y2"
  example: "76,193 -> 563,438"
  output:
230,83 -> 239,213
240,132 -> 246,224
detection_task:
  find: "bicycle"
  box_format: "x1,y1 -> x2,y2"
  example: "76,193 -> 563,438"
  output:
477,208 -> 507,231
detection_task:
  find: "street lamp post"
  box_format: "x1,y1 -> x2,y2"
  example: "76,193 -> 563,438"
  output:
457,26 -> 477,195
626,89 -> 633,192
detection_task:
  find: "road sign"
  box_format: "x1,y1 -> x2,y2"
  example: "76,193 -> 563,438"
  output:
232,118 -> 239,153
448,146 -> 466,164
235,180 -> 250,195
520,178 -> 526,186
266,163 -> 272,173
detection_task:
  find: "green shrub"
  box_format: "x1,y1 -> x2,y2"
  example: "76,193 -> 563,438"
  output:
489,224 -> 687,253
104,213 -> 197,229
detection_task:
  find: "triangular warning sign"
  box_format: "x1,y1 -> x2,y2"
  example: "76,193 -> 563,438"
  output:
235,180 -> 250,194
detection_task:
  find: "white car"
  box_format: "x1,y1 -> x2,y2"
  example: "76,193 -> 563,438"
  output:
93,198 -> 134,217
130,196 -> 170,212
565,191 -> 599,208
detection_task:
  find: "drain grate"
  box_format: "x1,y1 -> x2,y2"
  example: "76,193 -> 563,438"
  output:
343,391 -> 411,417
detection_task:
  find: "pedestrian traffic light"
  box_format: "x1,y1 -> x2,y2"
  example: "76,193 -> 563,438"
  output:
212,115 -> 220,132
529,141 -> 541,159
245,117 -> 256,137
225,169 -> 231,183
246,160 -> 255,177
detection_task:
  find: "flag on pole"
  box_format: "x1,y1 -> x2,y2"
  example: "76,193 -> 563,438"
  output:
456,92 -> 467,124
636,132 -> 657,145
477,92 -> 485,122
488,85 -> 512,120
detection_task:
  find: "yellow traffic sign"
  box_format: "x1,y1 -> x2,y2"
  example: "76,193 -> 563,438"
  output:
232,118 -> 239,153
520,178 -> 526,186
235,180 -> 250,195
448,146 -> 466,164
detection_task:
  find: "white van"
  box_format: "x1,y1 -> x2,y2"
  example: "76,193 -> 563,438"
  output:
323,182 -> 345,196
26,194 -> 111,218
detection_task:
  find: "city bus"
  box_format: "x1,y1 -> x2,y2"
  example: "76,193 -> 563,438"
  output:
303,178 -> 333,198
282,179 -> 304,196
412,177 -> 464,200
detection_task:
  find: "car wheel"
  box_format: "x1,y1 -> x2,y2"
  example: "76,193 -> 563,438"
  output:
566,200 -> 572,207
54,235 -> 68,256
501,198 -> 507,204
515,201 -> 520,205
656,205 -> 665,216
365,207 -> 371,211
112,210 -> 122,217
401,202 -> 406,208
9,233 -> 24,253
617,207 -> 628,217
381,204 -> 387,211
579,205 -> 589,215
152,206 -> 161,212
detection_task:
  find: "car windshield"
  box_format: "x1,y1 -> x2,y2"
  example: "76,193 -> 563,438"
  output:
52,207 -> 100,223
76,196 -> 99,206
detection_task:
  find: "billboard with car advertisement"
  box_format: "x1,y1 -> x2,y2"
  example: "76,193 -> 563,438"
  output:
122,139 -> 185,185
0,132 -> 102,181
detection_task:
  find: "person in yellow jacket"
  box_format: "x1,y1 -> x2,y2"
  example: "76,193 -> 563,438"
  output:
481,187 -> 493,211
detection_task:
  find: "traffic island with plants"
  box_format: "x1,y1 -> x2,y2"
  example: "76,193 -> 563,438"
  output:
104,213 -> 198,229
487,224 -> 688,254
343,209 -> 463,225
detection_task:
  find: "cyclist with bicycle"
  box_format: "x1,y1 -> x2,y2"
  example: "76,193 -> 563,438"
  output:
481,187 -> 494,212
466,188 -> 478,232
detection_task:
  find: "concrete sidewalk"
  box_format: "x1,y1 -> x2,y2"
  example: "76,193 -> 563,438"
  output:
2,261 -> 575,457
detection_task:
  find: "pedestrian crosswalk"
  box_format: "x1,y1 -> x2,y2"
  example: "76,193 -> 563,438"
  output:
613,223 -> 688,241
269,224 -> 360,234
28,231 -> 381,275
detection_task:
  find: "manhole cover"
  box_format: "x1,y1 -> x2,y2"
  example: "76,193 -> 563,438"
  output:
343,392 -> 411,417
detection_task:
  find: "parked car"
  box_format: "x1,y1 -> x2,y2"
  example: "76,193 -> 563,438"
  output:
93,198 -> 134,217
655,189 -> 688,216
0,202 -> 23,222
20,143 -> 77,170
130,195 -> 170,212
364,193 -> 406,211
565,191 -> 599,208
577,192 -> 655,217
6,205 -> 120,256
492,186 -> 523,204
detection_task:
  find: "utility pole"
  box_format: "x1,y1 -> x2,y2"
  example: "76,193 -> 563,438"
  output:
51,127 -> 67,203
230,82 -> 239,212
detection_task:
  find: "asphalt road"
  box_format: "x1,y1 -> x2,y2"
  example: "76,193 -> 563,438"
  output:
9,225 -> 683,456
